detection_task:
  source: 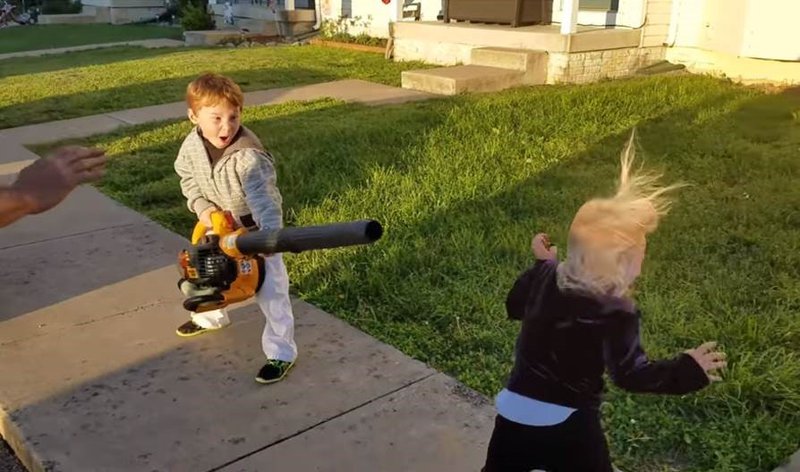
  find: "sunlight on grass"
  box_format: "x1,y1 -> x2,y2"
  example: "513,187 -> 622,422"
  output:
35,75 -> 800,472
0,24 -> 182,54
0,45 -> 427,129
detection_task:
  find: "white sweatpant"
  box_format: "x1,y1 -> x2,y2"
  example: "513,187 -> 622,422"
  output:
191,253 -> 297,362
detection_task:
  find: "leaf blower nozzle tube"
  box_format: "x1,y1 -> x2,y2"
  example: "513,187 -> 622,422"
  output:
234,220 -> 383,256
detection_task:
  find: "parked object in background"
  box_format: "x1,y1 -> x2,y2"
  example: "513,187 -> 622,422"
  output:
444,0 -> 553,27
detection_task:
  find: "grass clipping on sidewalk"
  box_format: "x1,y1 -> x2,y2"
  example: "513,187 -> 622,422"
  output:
42,75 -> 800,472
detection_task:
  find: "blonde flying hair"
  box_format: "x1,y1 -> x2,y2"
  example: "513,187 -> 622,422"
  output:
556,130 -> 683,298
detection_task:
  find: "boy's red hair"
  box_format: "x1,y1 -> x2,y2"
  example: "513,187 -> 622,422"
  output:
186,73 -> 244,112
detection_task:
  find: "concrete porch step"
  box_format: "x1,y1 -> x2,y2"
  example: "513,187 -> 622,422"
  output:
470,47 -> 548,85
636,60 -> 688,76
401,65 -> 524,96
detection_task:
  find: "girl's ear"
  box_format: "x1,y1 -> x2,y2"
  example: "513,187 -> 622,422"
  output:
187,108 -> 199,125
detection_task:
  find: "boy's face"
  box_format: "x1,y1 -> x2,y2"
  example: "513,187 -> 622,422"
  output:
188,100 -> 241,149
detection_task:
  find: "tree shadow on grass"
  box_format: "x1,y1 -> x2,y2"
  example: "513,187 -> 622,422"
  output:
0,66 -> 353,129
9,77 -> 799,471
0,45 -> 422,129
83,97 -> 457,236
286,84 -> 800,472
2,97 -> 457,322
0,46 -> 183,79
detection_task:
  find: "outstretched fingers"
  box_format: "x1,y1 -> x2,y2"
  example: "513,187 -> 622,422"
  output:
696,341 -> 718,354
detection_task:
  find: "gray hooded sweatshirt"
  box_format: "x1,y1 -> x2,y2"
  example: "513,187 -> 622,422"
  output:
174,125 -> 283,231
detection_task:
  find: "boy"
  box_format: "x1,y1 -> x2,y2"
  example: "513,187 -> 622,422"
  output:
174,72 -> 297,385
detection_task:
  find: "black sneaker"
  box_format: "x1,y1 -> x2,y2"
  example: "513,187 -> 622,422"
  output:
255,359 -> 295,384
175,320 -> 224,337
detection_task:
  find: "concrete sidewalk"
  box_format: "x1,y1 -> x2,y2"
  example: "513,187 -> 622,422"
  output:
0,79 -> 433,169
776,452 -> 800,472
0,79 -> 494,472
0,39 -> 185,62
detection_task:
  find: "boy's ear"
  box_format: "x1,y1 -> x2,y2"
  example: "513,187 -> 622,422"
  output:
187,108 -> 198,124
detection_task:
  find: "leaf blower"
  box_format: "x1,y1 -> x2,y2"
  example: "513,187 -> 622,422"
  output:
177,211 -> 383,313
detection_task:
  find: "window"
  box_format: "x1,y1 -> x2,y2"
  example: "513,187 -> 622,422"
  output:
579,0 -> 618,11
341,0 -> 351,17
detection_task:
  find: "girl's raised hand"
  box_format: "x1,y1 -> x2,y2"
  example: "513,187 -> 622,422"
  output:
685,341 -> 727,382
531,233 -> 558,261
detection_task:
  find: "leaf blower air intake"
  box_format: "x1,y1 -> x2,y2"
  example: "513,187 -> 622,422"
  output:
177,211 -> 383,313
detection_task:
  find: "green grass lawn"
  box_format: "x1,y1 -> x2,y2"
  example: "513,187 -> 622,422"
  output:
36,75 -> 800,471
0,24 -> 182,55
0,45 -> 427,129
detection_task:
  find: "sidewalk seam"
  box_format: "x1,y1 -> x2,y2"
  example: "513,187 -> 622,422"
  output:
103,114 -> 137,126
205,371 -> 437,472
0,301 -> 168,348
0,222 -> 138,251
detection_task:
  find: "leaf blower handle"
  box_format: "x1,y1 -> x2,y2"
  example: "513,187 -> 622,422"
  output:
224,219 -> 384,257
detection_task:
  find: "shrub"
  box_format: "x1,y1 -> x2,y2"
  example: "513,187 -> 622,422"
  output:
180,1 -> 214,31
41,0 -> 81,14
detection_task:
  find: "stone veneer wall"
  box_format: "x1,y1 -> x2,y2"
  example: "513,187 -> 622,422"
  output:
547,47 -> 666,84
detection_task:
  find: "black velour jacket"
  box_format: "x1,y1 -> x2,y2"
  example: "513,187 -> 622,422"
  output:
504,258 -> 709,411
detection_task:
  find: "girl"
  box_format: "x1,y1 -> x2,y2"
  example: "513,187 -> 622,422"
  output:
482,132 -> 726,472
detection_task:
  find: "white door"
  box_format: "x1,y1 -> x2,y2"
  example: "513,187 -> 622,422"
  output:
739,0 -> 800,60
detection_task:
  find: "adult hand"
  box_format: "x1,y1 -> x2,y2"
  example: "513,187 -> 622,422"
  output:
13,145 -> 107,214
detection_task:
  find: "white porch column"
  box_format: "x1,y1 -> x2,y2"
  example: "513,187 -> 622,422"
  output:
561,0 -> 579,34
389,0 -> 403,23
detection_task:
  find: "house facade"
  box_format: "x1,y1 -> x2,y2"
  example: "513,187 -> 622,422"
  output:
318,0 -> 800,85
663,0 -> 800,84
318,0 -> 442,38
